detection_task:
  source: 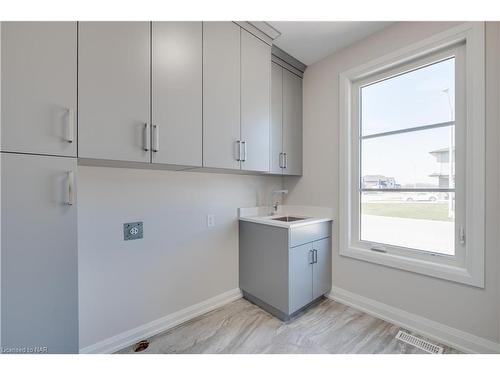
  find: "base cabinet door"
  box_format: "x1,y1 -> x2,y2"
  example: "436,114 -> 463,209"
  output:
152,22 -> 202,167
1,153 -> 78,353
1,22 -> 77,157
312,237 -> 332,300
289,243 -> 313,313
78,22 -> 150,163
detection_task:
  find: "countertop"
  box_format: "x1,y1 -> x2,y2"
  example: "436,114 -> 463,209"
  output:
238,205 -> 333,229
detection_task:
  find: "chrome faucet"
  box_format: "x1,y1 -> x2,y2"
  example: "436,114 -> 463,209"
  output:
268,190 -> 288,215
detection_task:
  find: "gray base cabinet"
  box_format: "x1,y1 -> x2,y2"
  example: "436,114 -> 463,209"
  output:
1,153 -> 78,353
239,220 -> 332,320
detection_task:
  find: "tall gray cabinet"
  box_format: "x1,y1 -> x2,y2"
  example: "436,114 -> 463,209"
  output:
1,153 -> 78,353
270,62 -> 303,176
1,22 -> 79,353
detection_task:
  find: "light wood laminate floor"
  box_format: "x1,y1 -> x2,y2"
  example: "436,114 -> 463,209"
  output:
117,297 -> 460,354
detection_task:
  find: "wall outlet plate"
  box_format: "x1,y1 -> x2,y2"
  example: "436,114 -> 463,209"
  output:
124,222 -> 143,241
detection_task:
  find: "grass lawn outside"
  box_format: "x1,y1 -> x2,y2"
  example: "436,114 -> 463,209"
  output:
362,202 -> 453,222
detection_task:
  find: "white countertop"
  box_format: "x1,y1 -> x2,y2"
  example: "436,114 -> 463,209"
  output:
238,205 -> 333,229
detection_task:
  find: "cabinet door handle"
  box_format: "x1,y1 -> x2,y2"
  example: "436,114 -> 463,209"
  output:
284,153 -> 288,169
143,123 -> 150,151
236,140 -> 241,161
313,249 -> 318,263
309,250 -> 314,264
66,171 -> 75,205
279,152 -> 284,168
241,141 -> 247,162
152,124 -> 159,152
66,108 -> 75,143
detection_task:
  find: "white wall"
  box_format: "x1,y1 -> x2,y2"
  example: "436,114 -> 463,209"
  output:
78,166 -> 282,349
285,22 -> 500,343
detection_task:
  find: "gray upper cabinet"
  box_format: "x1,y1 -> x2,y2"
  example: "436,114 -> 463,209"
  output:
1,153 -> 78,353
282,69 -> 303,175
270,62 -> 303,176
203,22 -> 241,170
240,30 -> 271,172
78,22 -> 150,163
1,22 -> 77,157
270,62 -> 283,174
152,22 -> 202,167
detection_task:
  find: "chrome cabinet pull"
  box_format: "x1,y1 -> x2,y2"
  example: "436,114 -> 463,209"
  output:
66,108 -> 75,143
309,250 -> 314,264
152,124 -> 159,152
143,123 -> 150,151
236,140 -> 241,161
313,249 -> 318,263
279,152 -> 284,168
241,141 -> 247,162
66,171 -> 75,205
283,152 -> 288,169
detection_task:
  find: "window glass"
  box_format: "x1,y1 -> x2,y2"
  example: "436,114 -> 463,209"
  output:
361,58 -> 455,136
359,56 -> 456,256
361,126 -> 455,189
360,192 -> 455,255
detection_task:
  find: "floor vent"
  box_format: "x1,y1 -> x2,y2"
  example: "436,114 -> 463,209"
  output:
133,340 -> 150,353
396,330 -> 443,354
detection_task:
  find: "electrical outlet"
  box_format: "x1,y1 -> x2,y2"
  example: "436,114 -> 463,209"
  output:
207,214 -> 215,228
124,222 -> 143,241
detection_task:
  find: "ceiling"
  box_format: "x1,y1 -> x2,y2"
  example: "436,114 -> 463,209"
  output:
268,22 -> 394,65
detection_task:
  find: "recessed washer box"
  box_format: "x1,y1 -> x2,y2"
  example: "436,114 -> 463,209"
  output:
124,222 -> 143,241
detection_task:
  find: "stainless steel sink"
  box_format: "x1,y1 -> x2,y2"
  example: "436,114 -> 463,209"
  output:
271,216 -> 308,222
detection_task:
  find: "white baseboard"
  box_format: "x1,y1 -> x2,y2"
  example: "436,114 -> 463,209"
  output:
80,288 -> 243,354
327,286 -> 500,354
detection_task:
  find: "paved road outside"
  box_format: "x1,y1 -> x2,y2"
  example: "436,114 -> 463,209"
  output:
361,214 -> 454,255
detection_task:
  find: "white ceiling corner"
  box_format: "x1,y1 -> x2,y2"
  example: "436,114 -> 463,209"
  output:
268,21 -> 394,65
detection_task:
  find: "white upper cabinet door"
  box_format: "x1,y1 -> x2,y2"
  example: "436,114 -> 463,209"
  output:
270,62 -> 283,175
152,22 -> 202,167
78,22 -> 150,163
202,22 -> 241,170
240,30 -> 271,173
283,69 -> 303,176
1,22 -> 77,157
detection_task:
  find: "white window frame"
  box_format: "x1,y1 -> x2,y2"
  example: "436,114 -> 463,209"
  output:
339,22 -> 485,287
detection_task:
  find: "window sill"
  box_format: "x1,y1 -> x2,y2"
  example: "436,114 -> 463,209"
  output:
340,245 -> 483,288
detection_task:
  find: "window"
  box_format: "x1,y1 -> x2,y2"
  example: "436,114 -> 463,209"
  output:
339,23 -> 485,287
360,55 -> 459,256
